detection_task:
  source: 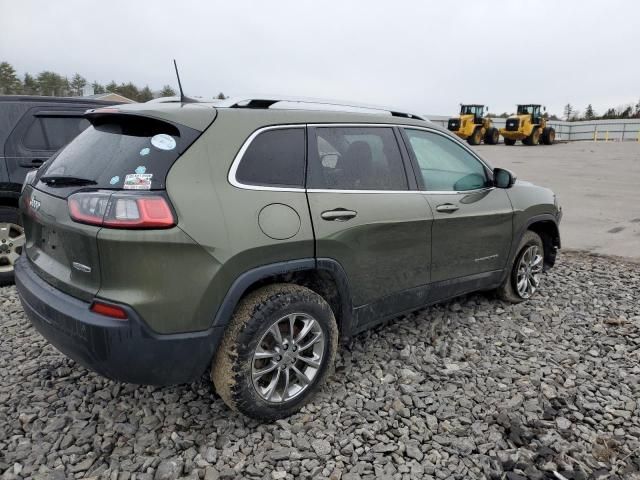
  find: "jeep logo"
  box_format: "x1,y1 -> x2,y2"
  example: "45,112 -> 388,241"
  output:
29,197 -> 41,211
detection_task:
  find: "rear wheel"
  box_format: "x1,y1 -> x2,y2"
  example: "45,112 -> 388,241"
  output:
504,138 -> 516,146
542,127 -> 555,145
467,127 -> 483,146
484,128 -> 499,145
526,127 -> 541,146
497,231 -> 544,303
0,207 -> 25,286
212,284 -> 338,420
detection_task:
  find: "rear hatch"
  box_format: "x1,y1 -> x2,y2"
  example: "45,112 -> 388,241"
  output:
21,107 -> 211,300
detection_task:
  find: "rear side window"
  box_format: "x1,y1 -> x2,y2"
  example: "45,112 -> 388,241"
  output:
39,115 -> 199,191
23,116 -> 90,151
308,127 -> 408,190
235,128 -> 306,188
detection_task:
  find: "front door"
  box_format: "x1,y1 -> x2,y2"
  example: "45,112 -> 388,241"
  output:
306,125 -> 433,321
401,127 -> 513,284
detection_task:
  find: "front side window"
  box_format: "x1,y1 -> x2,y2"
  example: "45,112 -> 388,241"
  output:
309,126 -> 407,190
235,128 -> 305,188
404,129 -> 490,192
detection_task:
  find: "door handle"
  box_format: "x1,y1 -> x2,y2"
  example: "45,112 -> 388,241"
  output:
436,203 -> 459,213
19,159 -> 45,168
321,208 -> 357,221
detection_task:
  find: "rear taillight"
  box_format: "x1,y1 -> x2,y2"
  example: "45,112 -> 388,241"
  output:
68,192 -> 175,229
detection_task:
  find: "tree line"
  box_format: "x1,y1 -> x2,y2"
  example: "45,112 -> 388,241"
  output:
562,102 -> 640,121
0,61 -> 226,102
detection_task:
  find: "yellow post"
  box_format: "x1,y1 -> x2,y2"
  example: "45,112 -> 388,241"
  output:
637,130 -> 640,142
594,129 -> 598,142
605,131 -> 609,142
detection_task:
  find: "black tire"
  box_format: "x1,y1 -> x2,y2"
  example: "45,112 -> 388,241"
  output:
467,127 -> 482,146
526,127 -> 541,146
542,127 -> 555,145
496,231 -> 544,303
212,283 -> 338,421
0,206 -> 24,287
484,128 -> 499,145
504,138 -> 516,146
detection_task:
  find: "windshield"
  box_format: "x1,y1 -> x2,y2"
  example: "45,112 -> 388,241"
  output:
460,105 -> 483,116
517,105 -> 539,115
38,115 -> 199,192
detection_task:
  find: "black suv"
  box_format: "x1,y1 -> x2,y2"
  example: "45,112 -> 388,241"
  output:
0,95 -> 116,284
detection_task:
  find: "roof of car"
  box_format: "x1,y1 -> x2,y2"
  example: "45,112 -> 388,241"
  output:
94,97 -> 435,132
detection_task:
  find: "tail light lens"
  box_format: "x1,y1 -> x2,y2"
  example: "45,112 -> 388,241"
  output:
68,192 -> 175,229
90,300 -> 128,320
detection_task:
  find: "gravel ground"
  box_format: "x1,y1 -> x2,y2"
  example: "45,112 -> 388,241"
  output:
1,252 -> 639,480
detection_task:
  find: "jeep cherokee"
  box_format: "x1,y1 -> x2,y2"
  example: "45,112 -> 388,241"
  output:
15,97 -> 561,420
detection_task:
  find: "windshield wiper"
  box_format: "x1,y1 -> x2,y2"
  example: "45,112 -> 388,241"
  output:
40,175 -> 97,187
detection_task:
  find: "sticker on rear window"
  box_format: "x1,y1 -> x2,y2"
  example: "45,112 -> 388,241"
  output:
123,173 -> 153,190
139,147 -> 150,156
110,175 -> 120,185
151,134 -> 176,151
135,165 -> 147,174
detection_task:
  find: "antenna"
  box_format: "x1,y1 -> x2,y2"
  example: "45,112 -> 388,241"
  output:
172,59 -> 196,103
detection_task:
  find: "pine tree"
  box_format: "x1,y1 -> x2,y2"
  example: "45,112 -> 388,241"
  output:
0,62 -> 22,94
70,73 -> 87,96
105,81 -> 118,93
217,92 -> 227,100
37,71 -> 67,96
138,86 -> 153,102
563,104 -> 573,121
22,73 -> 38,95
584,104 -> 595,120
159,85 -> 176,97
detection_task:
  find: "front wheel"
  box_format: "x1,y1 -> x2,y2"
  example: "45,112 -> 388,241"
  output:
504,138 -> 516,146
467,127 -> 483,146
0,206 -> 25,286
497,231 -> 544,303
484,128 -> 500,145
212,283 -> 338,420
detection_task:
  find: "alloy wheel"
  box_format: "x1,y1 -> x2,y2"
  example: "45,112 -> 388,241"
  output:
251,312 -> 325,403
516,245 -> 543,299
0,223 -> 25,273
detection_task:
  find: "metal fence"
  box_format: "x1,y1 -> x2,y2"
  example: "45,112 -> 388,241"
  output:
427,115 -> 640,142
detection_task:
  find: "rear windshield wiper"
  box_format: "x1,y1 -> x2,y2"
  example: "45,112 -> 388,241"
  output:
40,175 -> 97,187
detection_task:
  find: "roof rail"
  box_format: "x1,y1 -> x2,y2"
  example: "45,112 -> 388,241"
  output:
214,96 -> 426,121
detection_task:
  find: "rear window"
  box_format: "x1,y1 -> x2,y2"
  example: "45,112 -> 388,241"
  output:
39,114 -> 199,191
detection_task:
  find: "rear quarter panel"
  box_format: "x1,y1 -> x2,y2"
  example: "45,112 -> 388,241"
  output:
165,110 -> 314,332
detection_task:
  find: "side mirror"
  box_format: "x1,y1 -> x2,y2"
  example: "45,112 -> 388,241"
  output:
493,168 -> 516,188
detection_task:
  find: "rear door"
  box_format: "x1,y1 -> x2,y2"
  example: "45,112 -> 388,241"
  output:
5,107 -> 91,184
306,125 -> 433,321
401,127 -> 513,284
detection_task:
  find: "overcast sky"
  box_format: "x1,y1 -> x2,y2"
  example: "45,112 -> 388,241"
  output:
1,0 -> 638,117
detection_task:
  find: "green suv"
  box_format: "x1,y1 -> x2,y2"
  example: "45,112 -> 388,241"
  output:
15,97 -> 561,420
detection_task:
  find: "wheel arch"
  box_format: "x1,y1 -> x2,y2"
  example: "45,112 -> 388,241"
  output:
211,258 -> 355,339
528,218 -> 561,268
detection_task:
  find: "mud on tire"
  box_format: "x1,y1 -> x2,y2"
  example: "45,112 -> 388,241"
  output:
212,283 -> 338,421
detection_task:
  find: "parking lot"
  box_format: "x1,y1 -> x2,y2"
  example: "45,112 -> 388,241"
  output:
473,141 -> 640,260
1,141 -> 640,480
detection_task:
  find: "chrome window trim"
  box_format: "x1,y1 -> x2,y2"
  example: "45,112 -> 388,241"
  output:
228,123 -> 495,195
228,124 -> 307,192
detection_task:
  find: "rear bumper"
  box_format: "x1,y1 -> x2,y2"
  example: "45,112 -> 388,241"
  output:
14,256 -> 224,385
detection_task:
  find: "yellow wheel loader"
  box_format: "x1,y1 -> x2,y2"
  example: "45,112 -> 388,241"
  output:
499,104 -> 556,146
447,104 -> 499,145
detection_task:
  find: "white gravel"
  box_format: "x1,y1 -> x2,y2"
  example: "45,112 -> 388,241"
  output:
1,252 -> 639,480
